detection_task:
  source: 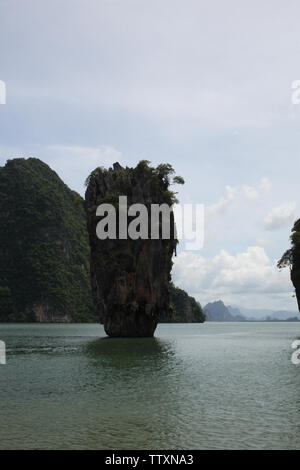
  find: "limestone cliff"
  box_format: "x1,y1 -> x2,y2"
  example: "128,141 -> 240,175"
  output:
203,300 -> 245,321
278,218 -> 300,311
0,158 -> 95,322
290,220 -> 300,310
85,161 -> 181,337
160,283 -> 205,323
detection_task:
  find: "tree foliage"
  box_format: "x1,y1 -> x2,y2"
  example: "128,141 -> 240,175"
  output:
278,219 -> 300,270
160,282 -> 206,323
0,158 -> 96,322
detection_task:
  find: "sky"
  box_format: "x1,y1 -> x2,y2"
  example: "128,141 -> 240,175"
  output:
0,0 -> 300,312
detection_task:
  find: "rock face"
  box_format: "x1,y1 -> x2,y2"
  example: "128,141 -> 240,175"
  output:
290,220 -> 300,311
85,161 -> 179,337
290,221 -> 300,311
278,219 -> 300,312
204,300 -> 233,321
160,283 -> 205,323
0,158 -> 95,322
204,300 -> 246,321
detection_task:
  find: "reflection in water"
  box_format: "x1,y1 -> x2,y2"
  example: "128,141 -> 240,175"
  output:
83,336 -> 186,449
85,336 -> 174,368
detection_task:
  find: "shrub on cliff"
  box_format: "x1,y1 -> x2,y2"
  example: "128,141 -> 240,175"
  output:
278,218 -> 300,311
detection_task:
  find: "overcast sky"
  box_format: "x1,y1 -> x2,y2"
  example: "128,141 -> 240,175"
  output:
1,0 -> 300,311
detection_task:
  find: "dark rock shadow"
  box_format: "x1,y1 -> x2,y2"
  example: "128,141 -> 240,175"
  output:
84,336 -> 175,371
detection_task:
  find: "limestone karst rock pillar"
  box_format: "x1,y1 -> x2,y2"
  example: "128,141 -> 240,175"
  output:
85,161 -> 179,337
278,218 -> 300,312
290,220 -> 300,311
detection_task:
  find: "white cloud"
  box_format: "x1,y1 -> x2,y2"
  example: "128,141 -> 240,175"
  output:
172,246 -> 295,310
241,178 -> 271,201
263,202 -> 296,231
255,237 -> 273,248
206,177 -> 271,219
206,185 -> 237,218
259,177 -> 272,194
240,184 -> 259,201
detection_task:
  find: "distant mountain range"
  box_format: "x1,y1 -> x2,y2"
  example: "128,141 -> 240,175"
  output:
203,300 -> 299,322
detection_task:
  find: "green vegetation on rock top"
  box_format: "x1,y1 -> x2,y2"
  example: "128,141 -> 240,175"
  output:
278,218 -> 300,311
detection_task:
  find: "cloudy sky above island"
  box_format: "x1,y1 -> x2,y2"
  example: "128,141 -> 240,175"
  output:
1,0 -> 300,311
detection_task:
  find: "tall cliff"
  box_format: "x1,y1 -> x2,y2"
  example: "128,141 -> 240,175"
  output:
204,300 -> 233,321
85,161 -> 181,337
204,300 -> 245,321
0,158 -> 95,322
278,219 -> 300,311
160,283 -> 205,323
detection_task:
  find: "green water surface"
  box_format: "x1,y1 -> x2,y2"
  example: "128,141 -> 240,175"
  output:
0,322 -> 299,449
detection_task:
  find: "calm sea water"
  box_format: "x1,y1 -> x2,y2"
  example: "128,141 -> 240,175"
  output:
0,322 -> 299,450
